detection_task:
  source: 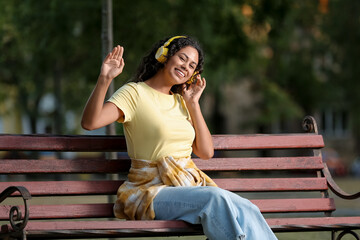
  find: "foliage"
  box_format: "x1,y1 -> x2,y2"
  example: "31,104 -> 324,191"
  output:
0,0 -> 359,140
0,0 -> 101,133
319,0 -> 360,154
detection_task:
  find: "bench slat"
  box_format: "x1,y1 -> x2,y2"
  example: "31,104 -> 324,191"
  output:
0,178 -> 327,196
267,216 -> 360,231
255,198 -> 335,213
9,220 -> 195,231
1,220 -> 202,238
213,134 -> 324,150
0,135 -> 127,152
0,199 -> 335,220
193,156 -> 324,171
216,178 -> 328,192
4,217 -> 358,233
0,159 -> 131,174
0,156 -> 323,174
0,203 -> 112,219
0,134 -> 324,151
0,181 -> 122,196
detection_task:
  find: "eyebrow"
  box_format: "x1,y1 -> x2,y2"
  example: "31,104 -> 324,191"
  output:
180,53 -> 198,66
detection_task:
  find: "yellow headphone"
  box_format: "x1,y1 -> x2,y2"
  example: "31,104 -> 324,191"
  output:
155,36 -> 186,63
186,71 -> 199,85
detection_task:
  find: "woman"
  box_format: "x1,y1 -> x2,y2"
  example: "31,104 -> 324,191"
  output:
82,36 -> 277,240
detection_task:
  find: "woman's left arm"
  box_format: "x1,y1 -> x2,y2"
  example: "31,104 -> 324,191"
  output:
182,76 -> 214,160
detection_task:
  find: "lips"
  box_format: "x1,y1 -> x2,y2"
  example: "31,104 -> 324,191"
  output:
175,68 -> 185,78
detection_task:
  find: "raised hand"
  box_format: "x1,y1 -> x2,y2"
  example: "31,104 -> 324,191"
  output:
100,45 -> 125,82
182,74 -> 206,104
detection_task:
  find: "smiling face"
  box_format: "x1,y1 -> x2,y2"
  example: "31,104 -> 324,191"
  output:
164,46 -> 199,85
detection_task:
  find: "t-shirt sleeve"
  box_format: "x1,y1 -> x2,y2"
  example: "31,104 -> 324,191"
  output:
107,82 -> 139,123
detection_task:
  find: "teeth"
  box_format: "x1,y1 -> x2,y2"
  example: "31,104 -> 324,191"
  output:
176,69 -> 185,77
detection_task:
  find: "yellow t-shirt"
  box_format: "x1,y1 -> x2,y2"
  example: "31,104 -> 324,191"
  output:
107,82 -> 195,161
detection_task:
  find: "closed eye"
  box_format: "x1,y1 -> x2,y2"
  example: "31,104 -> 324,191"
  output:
179,53 -> 197,69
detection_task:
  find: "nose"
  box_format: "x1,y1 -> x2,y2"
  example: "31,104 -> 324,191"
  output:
180,63 -> 191,73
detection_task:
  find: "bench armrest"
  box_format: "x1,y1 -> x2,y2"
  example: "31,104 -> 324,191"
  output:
323,164 -> 360,200
0,186 -> 32,233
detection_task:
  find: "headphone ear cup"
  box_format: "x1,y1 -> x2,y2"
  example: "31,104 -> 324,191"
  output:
155,46 -> 168,63
186,71 -> 199,84
155,36 -> 186,63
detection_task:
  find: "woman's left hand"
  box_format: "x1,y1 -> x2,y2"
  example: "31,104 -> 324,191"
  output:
182,74 -> 214,159
182,75 -> 206,104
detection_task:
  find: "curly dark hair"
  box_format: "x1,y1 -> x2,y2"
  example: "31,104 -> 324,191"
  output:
132,36 -> 205,94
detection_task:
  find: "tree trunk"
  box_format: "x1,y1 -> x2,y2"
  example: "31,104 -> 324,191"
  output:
102,1 -> 118,206
102,0 -> 116,140
54,64 -> 63,135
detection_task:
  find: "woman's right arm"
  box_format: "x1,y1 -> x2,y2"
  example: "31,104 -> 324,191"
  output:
81,45 -> 125,130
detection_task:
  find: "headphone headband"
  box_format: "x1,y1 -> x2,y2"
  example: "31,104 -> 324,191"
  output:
155,36 -> 187,63
163,36 -> 186,47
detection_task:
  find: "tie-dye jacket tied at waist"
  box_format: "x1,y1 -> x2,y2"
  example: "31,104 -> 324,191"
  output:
113,156 -> 218,220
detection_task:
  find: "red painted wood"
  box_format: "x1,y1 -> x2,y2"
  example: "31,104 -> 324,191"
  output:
0,180 -> 123,196
0,203 -> 113,220
2,132 -> 355,237
0,178 -> 327,197
252,198 -> 335,213
267,216 -> 360,231
0,198 -> 335,220
16,216 -> 360,230
2,217 -> 359,235
0,159 -> 131,174
193,156 -> 324,171
0,220 -> 197,236
27,220 -> 194,231
0,156 -> 323,174
0,134 -> 324,151
0,134 -> 127,152
213,134 -> 324,150
215,177 -> 328,192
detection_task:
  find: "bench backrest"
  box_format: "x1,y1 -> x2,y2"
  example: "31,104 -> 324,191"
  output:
0,116 -> 332,222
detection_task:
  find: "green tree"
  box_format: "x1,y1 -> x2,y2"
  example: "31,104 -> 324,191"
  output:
255,1 -> 325,130
320,0 -> 360,155
3,0 -> 355,140
0,0 -> 102,133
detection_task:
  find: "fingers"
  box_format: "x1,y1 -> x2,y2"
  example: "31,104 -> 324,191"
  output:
109,45 -> 124,60
201,77 -> 206,88
110,45 -> 125,69
113,45 -> 124,61
115,45 -> 124,60
196,75 -> 206,88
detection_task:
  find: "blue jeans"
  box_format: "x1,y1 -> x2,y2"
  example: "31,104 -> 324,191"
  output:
153,186 -> 278,240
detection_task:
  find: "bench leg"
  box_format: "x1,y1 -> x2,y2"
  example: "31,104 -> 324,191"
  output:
334,230 -> 359,240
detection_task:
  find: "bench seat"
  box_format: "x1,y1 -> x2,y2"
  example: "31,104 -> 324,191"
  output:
1,217 -> 360,239
1,116 -> 359,239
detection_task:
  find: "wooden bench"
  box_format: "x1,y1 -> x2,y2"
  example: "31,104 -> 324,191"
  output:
0,116 -> 359,239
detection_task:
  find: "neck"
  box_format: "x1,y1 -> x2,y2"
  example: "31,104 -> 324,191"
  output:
145,70 -> 173,95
